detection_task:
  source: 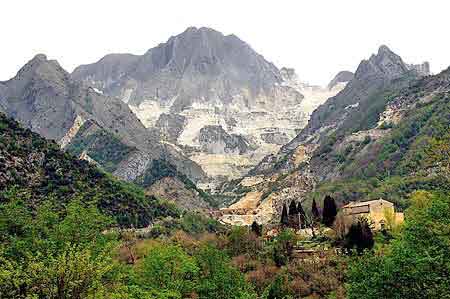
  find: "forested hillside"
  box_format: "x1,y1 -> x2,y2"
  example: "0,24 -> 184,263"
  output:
0,112 -> 178,227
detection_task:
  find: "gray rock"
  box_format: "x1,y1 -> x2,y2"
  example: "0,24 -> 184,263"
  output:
260,131 -> 290,145
0,54 -> 206,183
72,27 -> 285,111
251,45 -> 427,175
155,113 -> 186,143
199,125 -> 253,154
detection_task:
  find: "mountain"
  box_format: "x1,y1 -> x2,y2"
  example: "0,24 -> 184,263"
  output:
72,27 -> 287,110
0,54 -> 209,208
255,45 -> 428,173
220,45 -> 439,225
72,27 -> 344,186
307,67 -> 449,208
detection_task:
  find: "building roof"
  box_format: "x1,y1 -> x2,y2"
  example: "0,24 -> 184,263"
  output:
342,198 -> 393,209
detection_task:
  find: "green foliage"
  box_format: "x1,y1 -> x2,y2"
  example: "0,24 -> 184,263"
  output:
66,121 -> 136,173
263,274 -> 292,299
272,229 -> 297,267
0,113 -> 178,228
342,93 -> 449,180
195,245 -> 256,299
227,226 -> 261,257
311,173 -> 450,210
180,212 -> 223,234
346,191 -> 450,298
0,197 -> 126,298
136,159 -> 214,207
147,211 -> 224,238
344,217 -> 374,254
135,244 -> 199,297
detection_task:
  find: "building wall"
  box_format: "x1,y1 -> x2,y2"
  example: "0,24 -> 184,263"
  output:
343,201 -> 403,231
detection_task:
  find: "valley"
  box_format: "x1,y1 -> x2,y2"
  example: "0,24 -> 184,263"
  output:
1,10 -> 449,298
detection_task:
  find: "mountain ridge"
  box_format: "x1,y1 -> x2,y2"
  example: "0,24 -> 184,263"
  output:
0,54 -> 208,201
71,27 -> 344,186
220,45 -> 437,225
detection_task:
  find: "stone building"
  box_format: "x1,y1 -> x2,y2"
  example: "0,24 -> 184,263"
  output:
342,199 -> 404,231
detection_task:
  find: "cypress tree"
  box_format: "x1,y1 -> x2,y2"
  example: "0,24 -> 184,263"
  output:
280,204 -> 289,226
345,217 -> 374,254
288,201 -> 299,228
360,218 -> 374,251
297,202 -> 306,228
251,220 -> 262,236
311,199 -> 320,223
322,195 -> 338,227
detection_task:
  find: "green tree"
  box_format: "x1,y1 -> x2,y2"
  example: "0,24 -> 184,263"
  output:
322,195 -> 338,227
195,245 -> 256,299
347,191 -> 450,298
344,217 -> 374,254
263,274 -> 291,299
272,229 -> 297,267
0,197 -> 126,298
136,244 -> 199,297
280,204 -> 289,226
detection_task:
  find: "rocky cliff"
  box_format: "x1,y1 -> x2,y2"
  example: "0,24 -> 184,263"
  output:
72,28 -> 344,185
0,54 -> 207,202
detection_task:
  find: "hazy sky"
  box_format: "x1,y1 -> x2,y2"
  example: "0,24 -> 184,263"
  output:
2,0 -> 449,85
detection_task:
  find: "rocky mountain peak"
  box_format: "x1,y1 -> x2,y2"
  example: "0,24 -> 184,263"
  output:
13,54 -> 70,89
71,27 -> 321,185
33,53 -> 48,61
72,26 -> 284,109
377,44 -> 393,55
355,45 -> 409,81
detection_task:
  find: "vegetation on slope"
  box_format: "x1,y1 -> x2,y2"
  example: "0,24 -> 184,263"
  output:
66,120 -> 136,173
0,113 -> 177,228
310,71 -> 450,208
136,159 -> 215,207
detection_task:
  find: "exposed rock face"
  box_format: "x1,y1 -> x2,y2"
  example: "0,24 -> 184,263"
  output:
198,125 -> 253,154
72,27 -> 287,110
355,45 -> 410,81
0,54 -> 77,141
58,115 -> 85,149
276,45 -> 422,160
155,113 -> 186,143
145,177 -> 211,211
260,130 -> 291,145
327,71 -> 354,90
72,29 -> 345,185
0,54 -> 206,186
221,45 -> 430,225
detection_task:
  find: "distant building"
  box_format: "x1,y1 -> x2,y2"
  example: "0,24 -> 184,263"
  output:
342,199 -> 404,230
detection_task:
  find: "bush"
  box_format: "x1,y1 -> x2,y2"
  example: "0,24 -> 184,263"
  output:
346,191 -> 450,298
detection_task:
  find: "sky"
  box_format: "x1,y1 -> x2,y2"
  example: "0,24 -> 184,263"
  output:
1,0 -> 449,86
